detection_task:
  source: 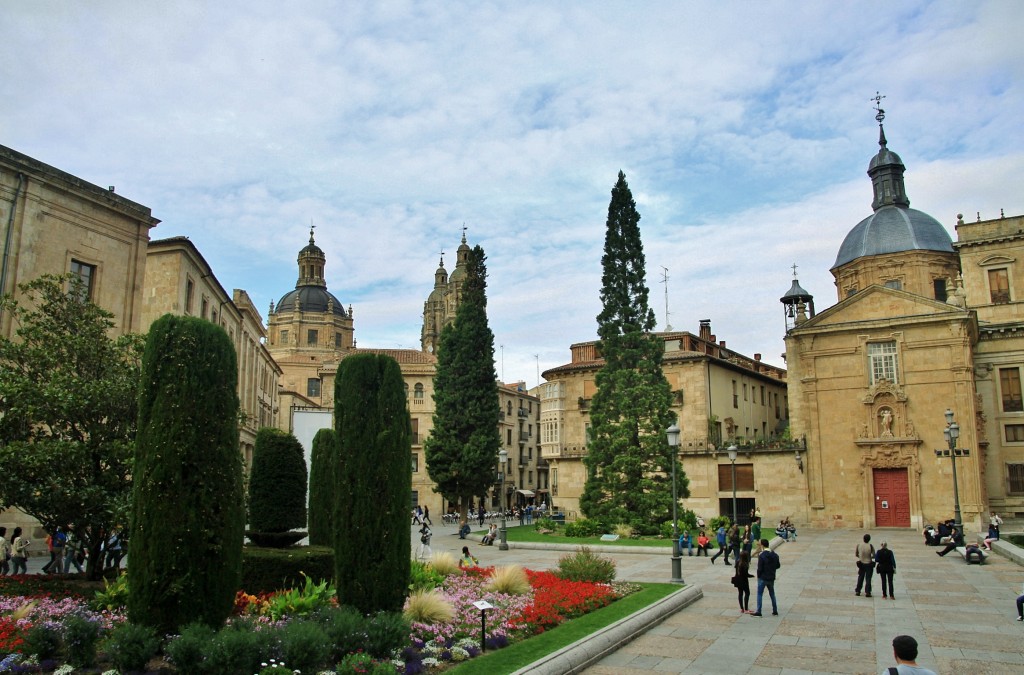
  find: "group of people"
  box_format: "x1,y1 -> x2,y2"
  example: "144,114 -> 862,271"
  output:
854,533 -> 897,599
0,524 -> 125,575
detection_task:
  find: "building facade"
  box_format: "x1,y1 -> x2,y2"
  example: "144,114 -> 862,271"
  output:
142,236 -> 282,468
540,322 -> 795,523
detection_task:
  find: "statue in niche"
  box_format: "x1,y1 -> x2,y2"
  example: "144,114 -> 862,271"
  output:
880,408 -> 893,438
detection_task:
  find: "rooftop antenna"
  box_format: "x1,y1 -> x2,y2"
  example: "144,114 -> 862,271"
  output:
500,344 -> 505,382
660,266 -> 672,331
534,353 -> 540,387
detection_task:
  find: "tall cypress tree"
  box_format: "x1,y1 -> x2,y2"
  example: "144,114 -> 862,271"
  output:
425,245 -> 501,519
308,428 -> 338,546
129,314 -> 245,632
580,171 -> 684,532
248,427 -> 307,545
333,352 -> 411,614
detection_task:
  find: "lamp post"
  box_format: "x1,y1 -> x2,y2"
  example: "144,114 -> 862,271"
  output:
728,445 -> 738,526
943,409 -> 963,531
498,448 -> 509,550
666,423 -> 683,583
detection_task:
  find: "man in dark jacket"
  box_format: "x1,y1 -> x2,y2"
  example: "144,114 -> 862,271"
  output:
751,539 -> 781,617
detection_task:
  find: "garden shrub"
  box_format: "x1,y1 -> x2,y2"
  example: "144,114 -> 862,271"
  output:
264,572 -> 336,620
710,515 -> 732,531
165,622 -> 216,674
280,619 -> 330,674
484,565 -> 530,595
248,427 -> 307,539
63,613 -> 101,668
614,523 -> 636,539
564,518 -> 607,538
203,624 -> 273,675
404,588 -> 455,623
104,622 -> 159,673
90,572 -> 128,611
535,516 -> 559,532
334,352 -> 412,614
130,314 -> 245,633
307,428 -> 338,546
556,547 -> 617,583
409,558 -> 445,591
336,652 -> 396,675
23,622 -> 61,660
311,605 -> 366,662
241,544 -> 333,594
362,610 -> 411,659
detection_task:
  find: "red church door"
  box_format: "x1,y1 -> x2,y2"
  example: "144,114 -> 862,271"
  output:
873,468 -> 910,527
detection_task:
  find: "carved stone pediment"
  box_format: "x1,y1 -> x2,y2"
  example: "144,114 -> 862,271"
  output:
855,380 -> 920,445
859,444 -> 922,476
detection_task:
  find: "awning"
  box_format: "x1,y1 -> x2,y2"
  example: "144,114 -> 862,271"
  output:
516,489 -> 535,497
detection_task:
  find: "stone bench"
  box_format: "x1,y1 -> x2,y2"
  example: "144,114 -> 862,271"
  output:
956,546 -> 988,564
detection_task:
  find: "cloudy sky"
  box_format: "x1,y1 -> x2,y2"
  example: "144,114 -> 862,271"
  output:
5,1 -> 1022,387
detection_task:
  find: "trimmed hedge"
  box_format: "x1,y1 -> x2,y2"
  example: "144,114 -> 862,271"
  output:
249,428 -> 308,535
241,545 -> 334,594
308,428 -> 339,546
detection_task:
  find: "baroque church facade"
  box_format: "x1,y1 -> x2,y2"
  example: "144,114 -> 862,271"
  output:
784,109 -> 1024,531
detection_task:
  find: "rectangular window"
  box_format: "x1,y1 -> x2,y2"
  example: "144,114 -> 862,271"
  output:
1000,368 -> 1023,412
335,333 -> 342,348
201,297 -> 209,319
411,454 -> 419,472
732,380 -> 738,408
307,329 -> 318,346
411,418 -> 419,445
989,268 -> 1010,304
761,386 -> 765,406
69,260 -> 96,301
718,463 -> 754,491
411,490 -> 419,509
1006,424 -> 1024,443
528,470 -> 533,485
934,279 -> 947,302
883,279 -> 902,290
1008,463 -> 1024,494
743,383 -> 748,401
185,278 -> 195,313
507,429 -> 512,444
279,329 -> 289,344
307,378 -> 321,398
868,341 -> 898,384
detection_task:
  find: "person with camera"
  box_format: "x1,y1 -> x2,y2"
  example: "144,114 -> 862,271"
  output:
11,527 -> 30,575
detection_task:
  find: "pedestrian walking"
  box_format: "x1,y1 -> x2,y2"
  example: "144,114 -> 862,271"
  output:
0,527 -> 10,576
417,523 -> 433,560
62,526 -> 84,574
732,549 -> 753,613
881,635 -> 936,675
875,541 -> 896,599
11,527 -> 29,575
751,539 -> 780,617
855,533 -> 875,597
728,524 -> 741,567
422,505 -> 432,526
711,524 -> 729,565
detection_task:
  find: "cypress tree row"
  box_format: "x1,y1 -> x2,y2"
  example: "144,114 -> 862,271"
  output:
333,352 -> 411,614
580,171 -> 682,533
248,427 -> 308,545
308,428 -> 338,546
128,314 -> 245,633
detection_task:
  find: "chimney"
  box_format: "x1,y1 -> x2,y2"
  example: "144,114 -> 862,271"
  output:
754,353 -> 762,361
719,341 -> 726,348
699,319 -> 711,341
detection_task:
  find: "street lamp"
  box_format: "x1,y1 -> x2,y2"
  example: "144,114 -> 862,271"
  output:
666,423 -> 683,584
943,409 -> 963,531
498,448 -> 509,550
728,445 -> 738,526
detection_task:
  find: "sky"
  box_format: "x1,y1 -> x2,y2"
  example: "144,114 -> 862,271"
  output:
4,1 -> 1023,388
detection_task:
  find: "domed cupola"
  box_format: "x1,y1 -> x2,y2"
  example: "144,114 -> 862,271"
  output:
275,227 -> 348,317
832,101 -> 953,272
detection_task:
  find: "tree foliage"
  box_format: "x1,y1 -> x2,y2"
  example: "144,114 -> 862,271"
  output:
424,245 -> 501,518
333,352 -> 411,614
248,427 -> 307,536
308,427 -> 338,546
580,171 -> 685,532
128,314 -> 245,633
0,274 -> 141,579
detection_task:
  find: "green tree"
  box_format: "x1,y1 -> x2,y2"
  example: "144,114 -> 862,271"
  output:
248,427 -> 307,544
424,246 -> 501,519
580,171 -> 684,532
0,275 -> 141,580
128,314 -> 245,632
333,352 -> 411,614
308,428 -> 338,546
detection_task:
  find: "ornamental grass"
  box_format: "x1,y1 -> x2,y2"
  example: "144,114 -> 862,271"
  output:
404,588 -> 456,624
483,565 -> 530,595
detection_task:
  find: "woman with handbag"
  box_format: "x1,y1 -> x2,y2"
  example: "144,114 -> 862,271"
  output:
875,541 -> 896,599
733,550 -> 754,613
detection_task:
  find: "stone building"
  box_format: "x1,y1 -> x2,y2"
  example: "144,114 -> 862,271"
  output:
782,110 -> 1024,531
421,230 -> 472,354
142,236 -> 282,468
540,322 -> 795,523
497,381 -> 545,511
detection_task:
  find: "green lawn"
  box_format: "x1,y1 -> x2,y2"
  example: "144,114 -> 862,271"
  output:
447,582 -> 682,674
478,525 -> 728,549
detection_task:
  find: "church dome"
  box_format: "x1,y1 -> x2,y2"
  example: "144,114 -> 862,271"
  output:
276,286 -> 347,316
832,206 -> 953,270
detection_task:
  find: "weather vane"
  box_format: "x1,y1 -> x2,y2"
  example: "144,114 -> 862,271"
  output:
871,91 -> 886,124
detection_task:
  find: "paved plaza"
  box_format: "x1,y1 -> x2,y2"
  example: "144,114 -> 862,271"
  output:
423,523 -> 1024,674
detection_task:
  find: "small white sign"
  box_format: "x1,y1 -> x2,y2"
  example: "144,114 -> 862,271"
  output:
473,600 -> 494,611
600,534 -> 620,541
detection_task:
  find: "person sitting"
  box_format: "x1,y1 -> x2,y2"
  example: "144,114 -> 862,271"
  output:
458,546 -> 479,570
458,520 -> 471,539
785,519 -> 797,540
936,526 -> 964,557
696,531 -> 711,556
775,521 -> 789,540
923,524 -> 938,546
679,530 -> 693,556
481,523 -> 498,546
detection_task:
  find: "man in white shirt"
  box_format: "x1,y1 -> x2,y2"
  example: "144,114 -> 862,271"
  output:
881,635 -> 936,675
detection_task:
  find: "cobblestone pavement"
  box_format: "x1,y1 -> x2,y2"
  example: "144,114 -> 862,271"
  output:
421,524 -> 1024,674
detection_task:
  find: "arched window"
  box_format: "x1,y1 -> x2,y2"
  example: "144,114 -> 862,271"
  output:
414,383 -> 424,400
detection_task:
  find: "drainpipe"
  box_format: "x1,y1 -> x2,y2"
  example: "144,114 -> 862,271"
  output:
1,172 -> 27,308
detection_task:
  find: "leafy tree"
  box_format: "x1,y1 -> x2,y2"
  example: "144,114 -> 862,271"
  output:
308,428 -> 338,546
424,246 -> 501,520
333,352 -> 411,614
0,274 -> 141,580
248,427 -> 307,545
128,314 -> 245,632
580,171 -> 685,532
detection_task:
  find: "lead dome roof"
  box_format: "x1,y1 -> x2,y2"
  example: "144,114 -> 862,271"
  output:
832,206 -> 953,270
